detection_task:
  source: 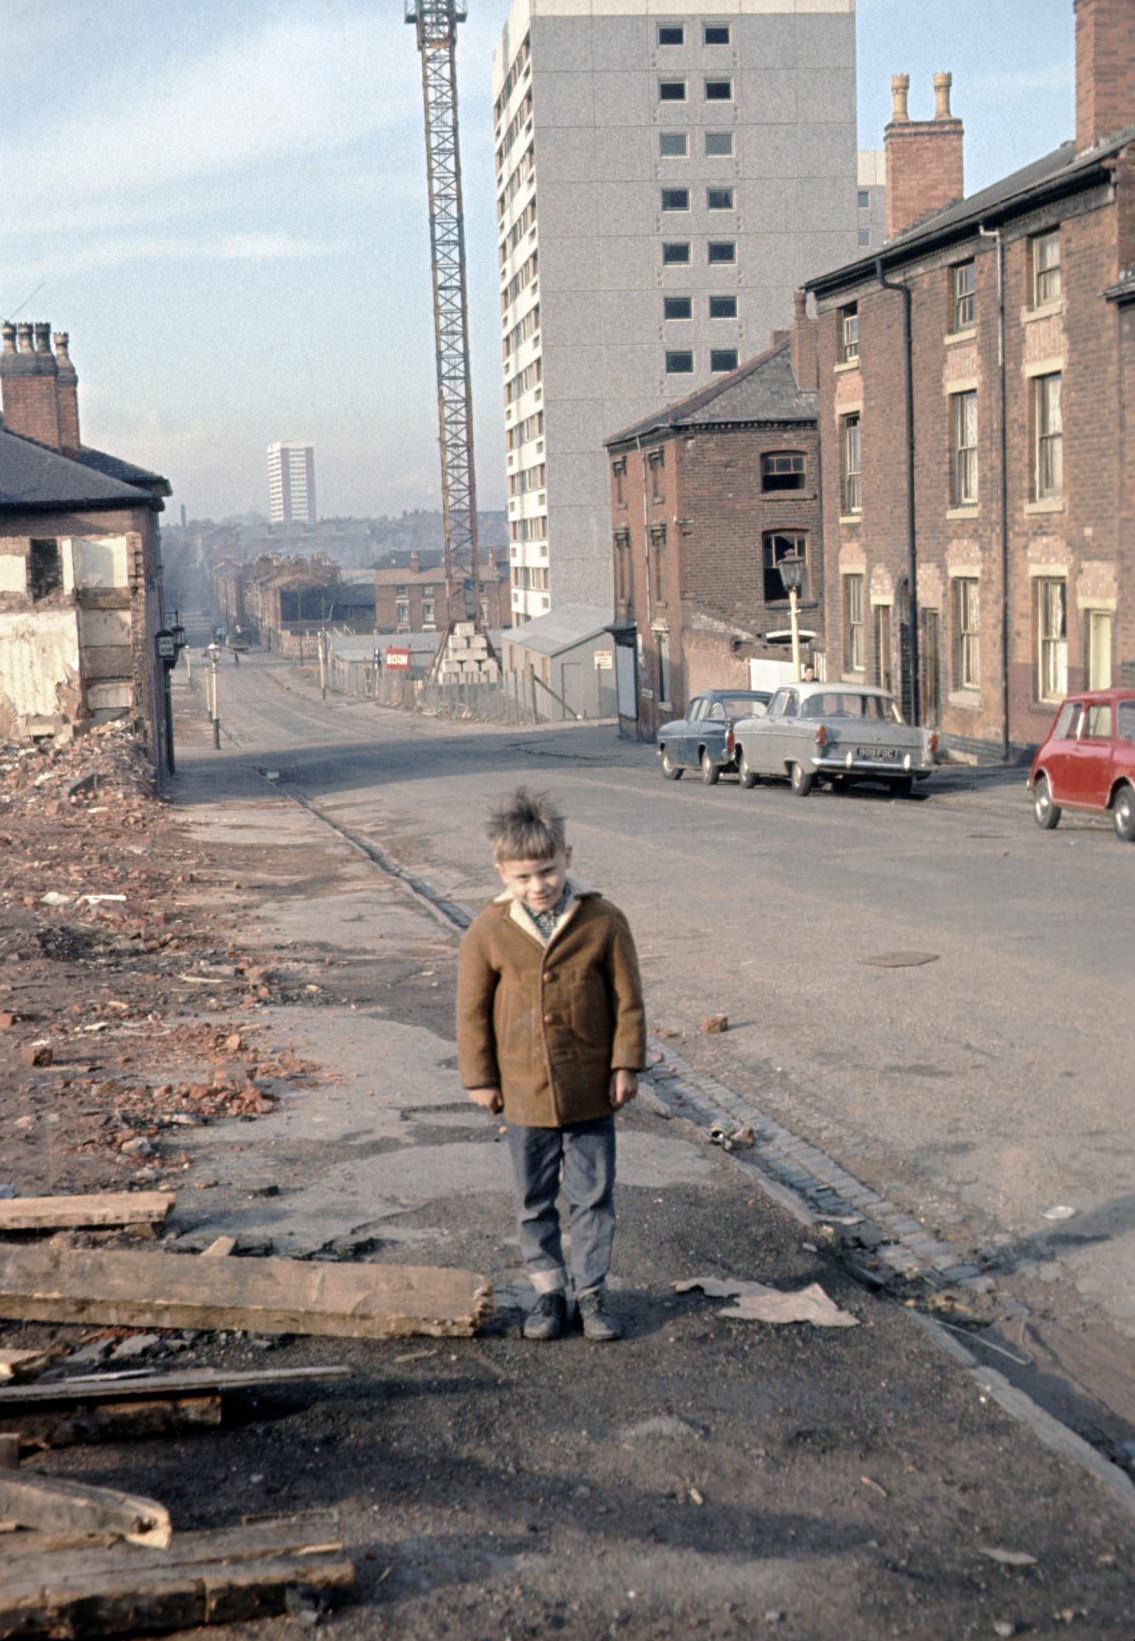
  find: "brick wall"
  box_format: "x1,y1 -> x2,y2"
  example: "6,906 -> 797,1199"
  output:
811,157 -> 1133,758
610,417 -> 822,738
885,120 -> 965,240
1076,0 -> 1135,150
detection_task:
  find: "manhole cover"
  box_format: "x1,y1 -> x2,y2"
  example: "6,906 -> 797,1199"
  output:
860,951 -> 940,968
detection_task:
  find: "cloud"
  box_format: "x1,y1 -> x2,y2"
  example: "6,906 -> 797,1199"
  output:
4,13 -> 421,230
0,232 -> 335,289
970,66 -> 1073,96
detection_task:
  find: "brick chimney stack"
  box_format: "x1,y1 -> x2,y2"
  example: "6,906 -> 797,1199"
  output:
53,332 -> 81,458
1075,0 -> 1135,151
409,550 -> 421,573
790,289 -> 817,392
1,320 -> 64,450
884,72 -> 965,240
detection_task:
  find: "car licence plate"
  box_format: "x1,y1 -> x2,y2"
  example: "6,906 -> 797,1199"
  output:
857,745 -> 900,761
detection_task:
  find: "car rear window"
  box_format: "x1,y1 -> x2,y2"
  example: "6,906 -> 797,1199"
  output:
722,697 -> 767,718
1117,701 -> 1135,744
801,693 -> 900,722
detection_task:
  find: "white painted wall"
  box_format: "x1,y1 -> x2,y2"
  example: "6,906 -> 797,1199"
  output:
0,609 -> 81,721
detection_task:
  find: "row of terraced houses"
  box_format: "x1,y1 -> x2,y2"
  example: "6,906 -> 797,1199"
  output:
603,0 -> 1135,759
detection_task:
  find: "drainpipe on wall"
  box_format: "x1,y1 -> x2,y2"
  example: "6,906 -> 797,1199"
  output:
635,432 -> 654,733
979,222 -> 1011,759
874,257 -> 921,725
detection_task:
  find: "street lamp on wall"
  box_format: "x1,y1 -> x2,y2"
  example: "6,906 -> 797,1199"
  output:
778,554 -> 805,682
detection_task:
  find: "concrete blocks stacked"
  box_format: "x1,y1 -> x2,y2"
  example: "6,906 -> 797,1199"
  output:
437,624 -> 501,685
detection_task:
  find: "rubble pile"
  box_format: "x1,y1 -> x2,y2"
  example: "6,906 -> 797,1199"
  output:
0,726 -> 322,1199
0,719 -> 154,817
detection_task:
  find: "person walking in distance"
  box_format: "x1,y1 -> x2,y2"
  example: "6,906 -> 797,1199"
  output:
457,788 -> 646,1341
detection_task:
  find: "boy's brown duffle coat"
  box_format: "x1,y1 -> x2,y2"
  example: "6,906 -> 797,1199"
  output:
456,888 -> 646,1128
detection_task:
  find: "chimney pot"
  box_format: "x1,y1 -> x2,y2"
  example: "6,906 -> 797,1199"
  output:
53,329 -> 81,457
33,322 -> 52,355
884,70 -> 964,238
16,323 -> 34,352
890,73 -> 911,123
2,323 -> 15,356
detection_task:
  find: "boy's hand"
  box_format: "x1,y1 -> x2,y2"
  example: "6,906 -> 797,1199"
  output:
468,1086 -> 503,1114
609,1069 -> 638,1109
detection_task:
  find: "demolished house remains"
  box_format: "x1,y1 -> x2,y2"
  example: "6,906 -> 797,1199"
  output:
0,322 -> 170,762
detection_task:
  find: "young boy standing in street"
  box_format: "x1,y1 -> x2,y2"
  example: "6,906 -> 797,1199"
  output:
457,788 -> 646,1341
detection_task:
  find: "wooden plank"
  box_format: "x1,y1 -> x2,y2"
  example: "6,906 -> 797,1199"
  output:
0,1471 -> 171,1547
0,1551 -> 354,1639
0,1513 -> 343,1577
19,1395 -> 223,1449
0,1193 -> 174,1233
201,1236 -> 236,1258
0,1363 -> 352,1408
0,1244 -> 490,1340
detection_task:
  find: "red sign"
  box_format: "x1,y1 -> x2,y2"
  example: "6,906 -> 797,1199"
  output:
384,647 -> 412,670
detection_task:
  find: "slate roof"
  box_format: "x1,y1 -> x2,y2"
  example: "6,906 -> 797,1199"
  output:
0,426 -> 161,512
78,444 -> 171,495
808,126 -> 1135,297
604,341 -> 816,449
500,604 -> 614,657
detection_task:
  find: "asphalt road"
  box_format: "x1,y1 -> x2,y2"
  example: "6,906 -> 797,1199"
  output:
183,652 -> 1135,1373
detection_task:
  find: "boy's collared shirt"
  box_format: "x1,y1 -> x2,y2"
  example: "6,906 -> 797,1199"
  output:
495,877 -> 582,949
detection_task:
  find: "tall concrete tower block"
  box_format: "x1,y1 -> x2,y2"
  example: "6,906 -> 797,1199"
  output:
492,0 -> 858,621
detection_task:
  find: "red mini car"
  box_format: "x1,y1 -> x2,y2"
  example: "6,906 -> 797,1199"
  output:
1028,689 -> 1135,842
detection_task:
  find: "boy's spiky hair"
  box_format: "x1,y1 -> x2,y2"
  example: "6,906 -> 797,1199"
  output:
486,787 -> 567,862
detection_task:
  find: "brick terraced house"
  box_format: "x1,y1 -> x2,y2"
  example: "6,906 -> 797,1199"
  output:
374,552 -> 511,634
0,323 -> 170,763
795,0 -> 1135,759
604,338 -> 819,740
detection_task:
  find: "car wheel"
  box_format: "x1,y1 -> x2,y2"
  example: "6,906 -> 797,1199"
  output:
789,761 -> 814,797
737,748 -> 758,789
700,749 -> 721,786
1032,773 -> 1061,830
660,748 -> 683,781
1112,781 -> 1135,842
891,776 -> 915,799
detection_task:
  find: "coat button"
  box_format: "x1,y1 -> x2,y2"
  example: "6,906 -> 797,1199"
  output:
543,1013 -> 554,1024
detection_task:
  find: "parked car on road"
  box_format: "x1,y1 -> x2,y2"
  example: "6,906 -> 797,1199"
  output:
657,690 -> 772,784
731,682 -> 938,797
1028,690 -> 1135,841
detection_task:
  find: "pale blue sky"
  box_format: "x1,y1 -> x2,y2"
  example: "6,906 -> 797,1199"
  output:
1,1 -> 1075,520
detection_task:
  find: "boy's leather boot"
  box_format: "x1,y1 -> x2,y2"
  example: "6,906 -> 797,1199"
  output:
577,1287 -> 624,1341
523,1290 -> 567,1341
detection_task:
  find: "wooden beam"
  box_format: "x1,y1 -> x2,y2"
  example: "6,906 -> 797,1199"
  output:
0,1518 -> 353,1638
201,1236 -> 236,1258
0,1245 -> 490,1339
0,1193 -> 174,1233
19,1395 -> 223,1450
0,1471 -> 171,1547
0,1364 -> 352,1409
0,1551 -> 353,1638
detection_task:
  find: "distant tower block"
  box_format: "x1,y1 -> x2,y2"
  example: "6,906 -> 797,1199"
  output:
267,441 -> 317,525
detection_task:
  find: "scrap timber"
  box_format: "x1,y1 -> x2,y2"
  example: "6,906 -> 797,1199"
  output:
0,1515 -> 354,1639
0,1244 -> 490,1338
0,1192 -> 174,1234
0,1471 -> 171,1547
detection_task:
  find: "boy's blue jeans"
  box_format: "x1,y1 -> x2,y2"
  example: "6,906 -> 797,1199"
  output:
505,1114 -> 616,1298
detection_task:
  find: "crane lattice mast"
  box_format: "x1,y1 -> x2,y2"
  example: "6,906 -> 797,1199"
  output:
406,0 -> 483,637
